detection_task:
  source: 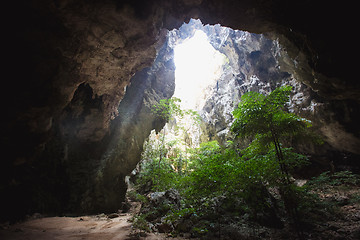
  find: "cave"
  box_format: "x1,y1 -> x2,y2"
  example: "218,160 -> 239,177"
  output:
1,0 -> 359,238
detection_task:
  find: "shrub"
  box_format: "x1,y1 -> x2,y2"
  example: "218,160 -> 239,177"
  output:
307,170 -> 360,188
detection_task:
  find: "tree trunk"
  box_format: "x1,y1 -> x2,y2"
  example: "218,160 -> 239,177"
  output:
270,130 -> 301,235
159,128 -> 166,168
270,130 -> 290,184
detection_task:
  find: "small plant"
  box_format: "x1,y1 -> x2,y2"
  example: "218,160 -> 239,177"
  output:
308,171 -> 360,188
192,226 -> 209,236
131,214 -> 150,232
127,190 -> 148,203
350,193 -> 360,204
165,207 -> 196,223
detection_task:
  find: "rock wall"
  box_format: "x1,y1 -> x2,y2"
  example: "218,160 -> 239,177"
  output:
2,0 -> 359,219
170,20 -> 360,163
194,22 -> 360,158
80,39 -> 175,213
2,9 -> 176,217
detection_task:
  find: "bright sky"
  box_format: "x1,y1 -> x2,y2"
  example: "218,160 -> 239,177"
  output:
173,30 -> 226,110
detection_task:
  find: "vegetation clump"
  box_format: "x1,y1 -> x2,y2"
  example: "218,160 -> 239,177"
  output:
128,87 -> 360,239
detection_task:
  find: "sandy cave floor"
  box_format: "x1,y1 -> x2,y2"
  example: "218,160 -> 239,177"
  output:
0,201 -> 184,240
1,184 -> 360,240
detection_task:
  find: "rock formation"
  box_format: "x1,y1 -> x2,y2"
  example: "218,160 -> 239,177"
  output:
2,0 -> 359,219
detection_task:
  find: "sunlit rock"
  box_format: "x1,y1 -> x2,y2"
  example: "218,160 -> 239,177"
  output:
2,0 -> 358,219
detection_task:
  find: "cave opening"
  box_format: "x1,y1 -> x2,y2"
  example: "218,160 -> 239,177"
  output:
128,17 -> 359,238
173,29 -> 226,110
2,1 -> 360,239
134,20 -> 234,176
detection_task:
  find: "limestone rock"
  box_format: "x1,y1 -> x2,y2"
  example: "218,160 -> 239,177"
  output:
2,0 -> 359,219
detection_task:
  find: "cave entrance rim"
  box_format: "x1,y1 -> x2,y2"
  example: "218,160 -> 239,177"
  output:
169,19 -> 245,111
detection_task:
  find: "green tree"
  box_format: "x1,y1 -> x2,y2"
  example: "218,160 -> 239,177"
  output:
231,85 -> 314,228
135,97 -> 200,191
231,85 -> 311,182
151,97 -> 200,167
151,97 -> 183,122
151,97 -> 182,165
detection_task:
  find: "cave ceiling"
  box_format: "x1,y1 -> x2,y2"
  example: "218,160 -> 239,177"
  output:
1,0 -> 359,217
6,0 -> 357,145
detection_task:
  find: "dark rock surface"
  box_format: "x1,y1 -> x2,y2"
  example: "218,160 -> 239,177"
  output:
168,20 -> 360,167
1,0 -> 358,219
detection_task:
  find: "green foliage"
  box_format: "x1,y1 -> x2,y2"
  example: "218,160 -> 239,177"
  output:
231,85 -> 313,179
231,85 -> 312,144
180,141 -> 281,218
231,85 -> 316,225
137,96 -> 202,192
149,96 -> 201,167
350,194 -> 360,204
299,171 -> 360,222
165,207 -> 196,223
131,214 -> 150,232
151,97 -> 183,121
127,190 -> 148,203
182,141 -> 236,200
136,157 -> 180,192
151,97 -> 201,123
132,86 -> 336,237
192,226 -> 209,236
151,97 -> 201,127
307,171 -> 360,188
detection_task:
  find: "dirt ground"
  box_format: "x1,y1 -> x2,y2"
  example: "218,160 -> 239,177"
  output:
0,201 -> 184,240
1,183 -> 359,240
